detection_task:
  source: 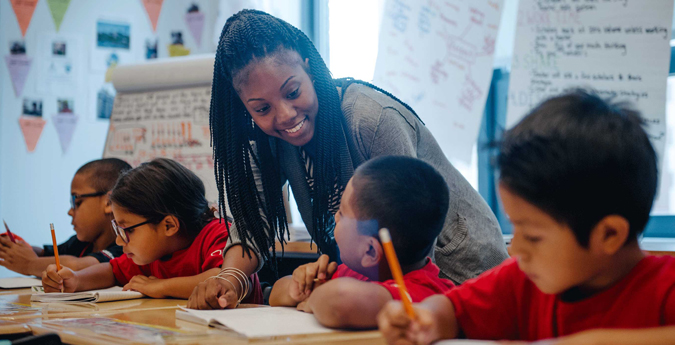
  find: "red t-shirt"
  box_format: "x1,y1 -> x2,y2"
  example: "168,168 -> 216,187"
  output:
332,259 -> 455,302
445,256 -> 675,341
110,219 -> 263,304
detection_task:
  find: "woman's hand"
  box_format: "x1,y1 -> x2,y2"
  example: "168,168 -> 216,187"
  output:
187,276 -> 241,309
42,264 -> 78,293
289,254 -> 338,302
123,275 -> 165,298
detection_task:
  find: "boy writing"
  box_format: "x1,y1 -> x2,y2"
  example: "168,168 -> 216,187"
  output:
377,90 -> 675,344
0,159 -> 129,276
270,156 -> 455,328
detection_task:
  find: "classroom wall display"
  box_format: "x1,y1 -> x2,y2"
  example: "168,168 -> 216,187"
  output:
36,33 -> 83,95
507,0 -> 674,162
10,0 -> 38,37
372,0 -> 505,163
103,56 -> 220,207
18,116 -> 46,152
142,0 -> 164,32
185,4 -> 205,48
46,0 -> 71,32
5,53 -> 32,97
91,19 -> 134,72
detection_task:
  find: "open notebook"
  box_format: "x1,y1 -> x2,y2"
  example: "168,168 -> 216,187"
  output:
176,307 -> 338,338
30,286 -> 144,303
0,277 -> 42,289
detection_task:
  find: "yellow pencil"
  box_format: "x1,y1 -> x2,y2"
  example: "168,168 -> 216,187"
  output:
379,228 -> 416,319
50,223 -> 63,292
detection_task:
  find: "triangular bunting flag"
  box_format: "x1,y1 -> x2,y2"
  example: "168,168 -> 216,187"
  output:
5,55 -> 32,97
47,0 -> 71,31
10,0 -> 38,37
185,12 -> 205,48
53,113 -> 78,153
142,0 -> 164,32
19,116 -> 46,152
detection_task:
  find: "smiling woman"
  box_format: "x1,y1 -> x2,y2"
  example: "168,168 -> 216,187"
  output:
188,9 -> 509,310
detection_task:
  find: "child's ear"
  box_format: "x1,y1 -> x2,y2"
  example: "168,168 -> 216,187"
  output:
361,237 -> 383,268
589,215 -> 630,255
161,215 -> 181,237
103,192 -> 113,215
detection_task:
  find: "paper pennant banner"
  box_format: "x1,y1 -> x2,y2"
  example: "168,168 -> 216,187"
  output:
19,116 -> 46,152
4,55 -> 32,97
168,44 -> 190,57
142,0 -> 164,32
53,113 -> 78,153
10,0 -> 38,37
47,0 -> 71,31
185,12 -> 204,48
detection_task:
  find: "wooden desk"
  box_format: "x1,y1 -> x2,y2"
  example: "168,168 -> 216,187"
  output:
29,306 -> 385,345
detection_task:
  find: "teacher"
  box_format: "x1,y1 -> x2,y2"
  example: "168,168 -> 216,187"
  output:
188,9 -> 508,309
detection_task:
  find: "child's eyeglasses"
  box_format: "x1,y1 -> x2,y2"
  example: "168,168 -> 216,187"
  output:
111,219 -> 152,244
70,192 -> 107,210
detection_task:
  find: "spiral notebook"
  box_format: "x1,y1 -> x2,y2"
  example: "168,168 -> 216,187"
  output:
30,286 -> 144,303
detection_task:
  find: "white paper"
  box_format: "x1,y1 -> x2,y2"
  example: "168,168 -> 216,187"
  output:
373,0 -> 505,163
36,33 -> 83,95
507,0 -> 673,163
0,277 -> 42,289
102,86 -> 219,206
30,286 -> 143,303
177,307 -> 337,338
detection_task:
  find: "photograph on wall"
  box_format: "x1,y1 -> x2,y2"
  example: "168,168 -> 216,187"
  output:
146,38 -> 158,59
22,98 -> 43,117
52,41 -> 66,56
57,98 -> 74,114
88,74 -> 116,122
168,31 -> 190,57
91,19 -> 135,72
9,40 -> 26,55
97,21 -> 130,49
37,33 -> 82,95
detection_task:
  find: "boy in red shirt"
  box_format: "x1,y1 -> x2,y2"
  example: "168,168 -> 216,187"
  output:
378,90 -> 675,344
270,156 -> 455,328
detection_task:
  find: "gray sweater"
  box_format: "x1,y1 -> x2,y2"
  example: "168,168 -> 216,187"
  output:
225,83 -> 508,284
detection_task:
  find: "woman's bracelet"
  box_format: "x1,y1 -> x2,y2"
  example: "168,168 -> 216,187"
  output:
206,275 -> 246,306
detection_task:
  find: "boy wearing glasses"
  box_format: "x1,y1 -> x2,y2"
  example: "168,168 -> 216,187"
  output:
0,159 -> 130,277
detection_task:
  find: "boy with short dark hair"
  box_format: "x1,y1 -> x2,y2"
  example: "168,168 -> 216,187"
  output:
377,90 -> 675,344
0,158 -> 131,276
270,156 -> 455,328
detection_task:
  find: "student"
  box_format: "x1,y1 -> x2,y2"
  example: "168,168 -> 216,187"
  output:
42,158 -> 263,302
377,90 -> 675,344
269,156 -> 455,328
188,9 -> 507,310
0,158 -> 129,277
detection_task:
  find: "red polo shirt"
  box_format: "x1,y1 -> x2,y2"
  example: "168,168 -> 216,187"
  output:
110,219 -> 262,304
332,259 -> 455,301
445,256 -> 675,341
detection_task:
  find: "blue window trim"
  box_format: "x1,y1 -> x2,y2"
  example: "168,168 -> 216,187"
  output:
478,46 -> 675,237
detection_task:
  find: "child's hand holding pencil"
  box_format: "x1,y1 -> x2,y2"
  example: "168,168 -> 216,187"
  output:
42,264 -> 78,293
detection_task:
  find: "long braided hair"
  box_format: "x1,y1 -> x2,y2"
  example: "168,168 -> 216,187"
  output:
210,10 -> 344,266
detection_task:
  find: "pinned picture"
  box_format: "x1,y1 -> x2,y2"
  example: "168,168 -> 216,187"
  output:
146,39 -> 158,59
170,31 -> 184,46
22,98 -> 43,117
97,21 -> 130,49
9,40 -> 26,55
52,41 -> 66,56
57,98 -> 74,114
97,85 -> 115,119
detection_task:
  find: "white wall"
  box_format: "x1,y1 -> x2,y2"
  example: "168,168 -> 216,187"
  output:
0,0 -> 219,277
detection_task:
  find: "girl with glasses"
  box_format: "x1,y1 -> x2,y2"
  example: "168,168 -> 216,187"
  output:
42,158 -> 263,303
